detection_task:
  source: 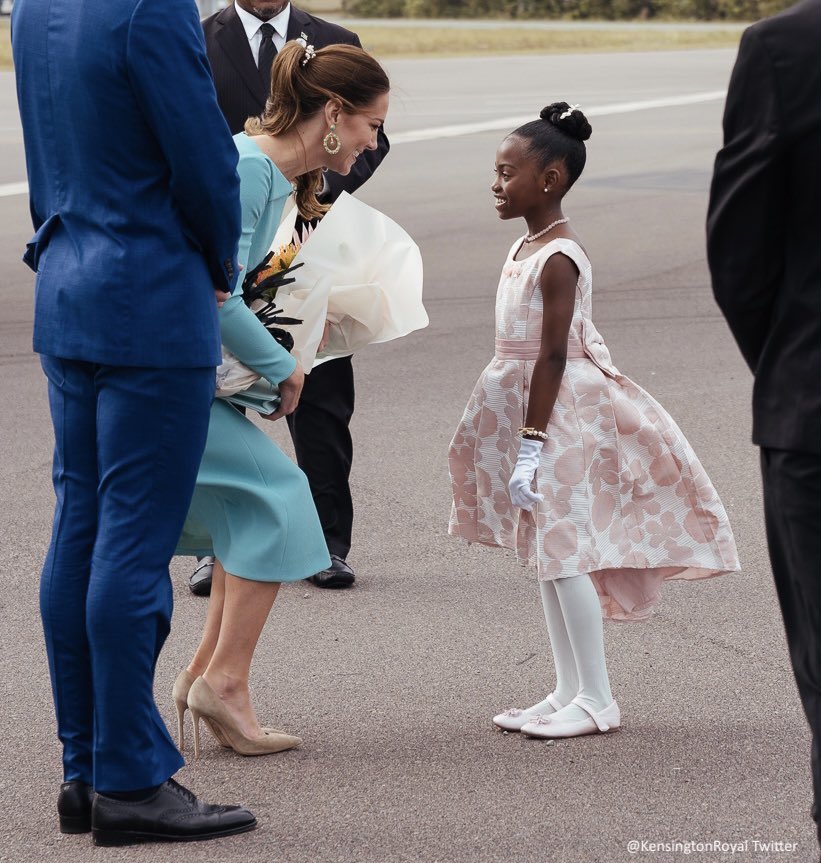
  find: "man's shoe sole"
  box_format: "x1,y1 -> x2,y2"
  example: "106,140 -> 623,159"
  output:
59,814 -> 91,834
92,819 -> 257,846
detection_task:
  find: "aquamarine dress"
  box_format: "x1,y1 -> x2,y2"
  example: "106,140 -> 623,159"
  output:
175,134 -> 330,582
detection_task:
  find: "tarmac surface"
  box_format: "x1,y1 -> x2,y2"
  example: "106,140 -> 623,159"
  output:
0,49 -> 815,863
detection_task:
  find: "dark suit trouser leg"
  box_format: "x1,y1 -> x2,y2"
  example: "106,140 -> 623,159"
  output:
287,355 -> 354,560
39,357 -> 213,792
761,448 -> 821,840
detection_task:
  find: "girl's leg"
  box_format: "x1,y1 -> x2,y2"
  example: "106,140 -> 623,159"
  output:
201,572 -> 280,738
187,559 -> 226,677
550,572 -> 614,722
519,581 -> 580,714
494,581 -> 581,729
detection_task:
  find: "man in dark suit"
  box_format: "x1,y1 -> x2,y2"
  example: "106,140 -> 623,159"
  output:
707,0 -> 821,849
12,0 -> 256,844
191,0 -> 390,594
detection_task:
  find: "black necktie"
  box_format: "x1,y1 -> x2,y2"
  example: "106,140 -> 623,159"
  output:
258,23 -> 277,89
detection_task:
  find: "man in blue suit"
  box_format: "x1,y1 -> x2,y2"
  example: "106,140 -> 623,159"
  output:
12,0 -> 257,846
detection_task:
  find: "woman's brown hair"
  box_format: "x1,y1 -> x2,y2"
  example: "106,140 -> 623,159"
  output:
245,42 -> 390,220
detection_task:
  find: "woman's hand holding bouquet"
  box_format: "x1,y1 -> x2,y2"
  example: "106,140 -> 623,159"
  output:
214,243 -> 306,413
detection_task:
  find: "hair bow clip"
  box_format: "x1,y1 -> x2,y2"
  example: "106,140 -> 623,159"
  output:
559,103 -> 581,120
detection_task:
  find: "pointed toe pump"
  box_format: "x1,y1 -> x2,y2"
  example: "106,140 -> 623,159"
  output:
173,669 -> 286,752
187,677 -> 302,758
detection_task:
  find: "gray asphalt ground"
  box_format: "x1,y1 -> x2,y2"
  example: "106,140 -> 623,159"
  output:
1,49 -> 815,863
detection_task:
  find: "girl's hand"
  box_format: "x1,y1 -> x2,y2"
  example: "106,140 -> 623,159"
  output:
509,438 -> 545,511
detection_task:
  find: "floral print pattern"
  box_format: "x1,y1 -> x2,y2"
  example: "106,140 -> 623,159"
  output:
448,238 -> 740,621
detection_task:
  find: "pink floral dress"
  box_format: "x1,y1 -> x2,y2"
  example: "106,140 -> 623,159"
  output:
448,237 -> 740,621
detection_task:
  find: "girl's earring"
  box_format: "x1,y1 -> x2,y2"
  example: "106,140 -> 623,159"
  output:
544,185 -> 551,193
323,124 -> 342,155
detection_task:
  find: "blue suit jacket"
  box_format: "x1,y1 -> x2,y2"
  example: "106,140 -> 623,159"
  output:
12,0 -> 242,368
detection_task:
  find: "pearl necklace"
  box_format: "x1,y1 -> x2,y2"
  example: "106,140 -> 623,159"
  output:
523,217 -> 569,243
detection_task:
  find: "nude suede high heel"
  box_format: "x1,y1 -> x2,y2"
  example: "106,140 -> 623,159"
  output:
172,669 -> 197,752
187,676 -> 302,758
172,669 -> 284,752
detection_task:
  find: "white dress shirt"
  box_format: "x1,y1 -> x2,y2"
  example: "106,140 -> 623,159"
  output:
234,2 -> 291,66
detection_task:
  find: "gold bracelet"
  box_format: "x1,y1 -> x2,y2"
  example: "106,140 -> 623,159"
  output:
518,426 -> 548,441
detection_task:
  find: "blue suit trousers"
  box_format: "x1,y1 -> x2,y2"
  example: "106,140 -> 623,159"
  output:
39,356 -> 214,792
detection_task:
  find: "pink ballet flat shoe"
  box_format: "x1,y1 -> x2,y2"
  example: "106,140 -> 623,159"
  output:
520,699 -> 620,739
492,694 -> 564,732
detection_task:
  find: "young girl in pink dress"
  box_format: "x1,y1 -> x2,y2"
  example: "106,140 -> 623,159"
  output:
448,103 -> 740,739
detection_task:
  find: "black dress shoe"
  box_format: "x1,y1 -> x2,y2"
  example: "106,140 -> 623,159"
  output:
91,778 -> 256,846
188,556 -> 214,597
58,780 -> 94,834
308,555 -> 355,589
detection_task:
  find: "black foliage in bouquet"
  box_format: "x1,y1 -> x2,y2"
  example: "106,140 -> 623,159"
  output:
241,251 -> 305,353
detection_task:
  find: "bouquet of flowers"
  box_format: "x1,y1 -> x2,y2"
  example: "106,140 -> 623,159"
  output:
268,192 -> 428,371
214,243 -> 304,409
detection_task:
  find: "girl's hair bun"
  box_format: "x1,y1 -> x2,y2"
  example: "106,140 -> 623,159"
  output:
540,102 -> 592,142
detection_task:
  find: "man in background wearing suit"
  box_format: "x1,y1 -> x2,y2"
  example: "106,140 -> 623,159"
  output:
13,0 -> 256,845
707,0 -> 821,850
191,0 -> 390,595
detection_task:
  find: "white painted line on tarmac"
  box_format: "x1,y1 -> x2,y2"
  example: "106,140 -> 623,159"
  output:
390,90 -> 727,145
0,181 -> 28,198
0,91 -> 727,197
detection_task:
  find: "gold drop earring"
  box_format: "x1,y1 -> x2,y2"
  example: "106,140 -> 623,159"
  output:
323,124 -> 342,155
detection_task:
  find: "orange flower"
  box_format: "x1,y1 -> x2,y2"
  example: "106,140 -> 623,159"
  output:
256,242 -> 301,283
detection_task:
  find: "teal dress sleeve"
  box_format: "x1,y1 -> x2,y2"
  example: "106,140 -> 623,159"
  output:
219,144 -> 297,386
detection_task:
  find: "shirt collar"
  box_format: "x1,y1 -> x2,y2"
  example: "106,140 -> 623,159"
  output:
234,2 -> 292,40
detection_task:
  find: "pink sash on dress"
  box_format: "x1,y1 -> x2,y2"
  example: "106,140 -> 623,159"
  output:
494,338 -> 587,360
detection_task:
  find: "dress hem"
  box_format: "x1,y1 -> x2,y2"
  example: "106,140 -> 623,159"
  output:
448,522 -> 740,622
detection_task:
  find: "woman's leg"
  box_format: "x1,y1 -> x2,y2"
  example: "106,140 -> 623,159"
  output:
549,573 -> 613,722
187,560 -> 226,677
201,572 -> 280,738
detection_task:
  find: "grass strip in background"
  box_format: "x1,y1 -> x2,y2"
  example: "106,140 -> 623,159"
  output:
0,18 -> 742,70
355,24 -> 741,57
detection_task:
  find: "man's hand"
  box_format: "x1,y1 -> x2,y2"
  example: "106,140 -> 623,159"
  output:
264,362 -> 305,422
215,264 -> 241,308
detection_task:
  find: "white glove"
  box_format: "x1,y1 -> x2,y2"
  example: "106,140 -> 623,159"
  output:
508,437 -> 545,512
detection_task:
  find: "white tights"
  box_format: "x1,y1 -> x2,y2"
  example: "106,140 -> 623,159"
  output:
525,574 -> 613,722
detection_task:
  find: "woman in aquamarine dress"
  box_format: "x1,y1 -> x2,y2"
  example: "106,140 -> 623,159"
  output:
173,42 -> 390,757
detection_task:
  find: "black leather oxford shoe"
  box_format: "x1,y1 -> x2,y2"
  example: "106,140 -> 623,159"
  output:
91,779 -> 256,846
308,555 -> 356,589
58,780 -> 95,834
